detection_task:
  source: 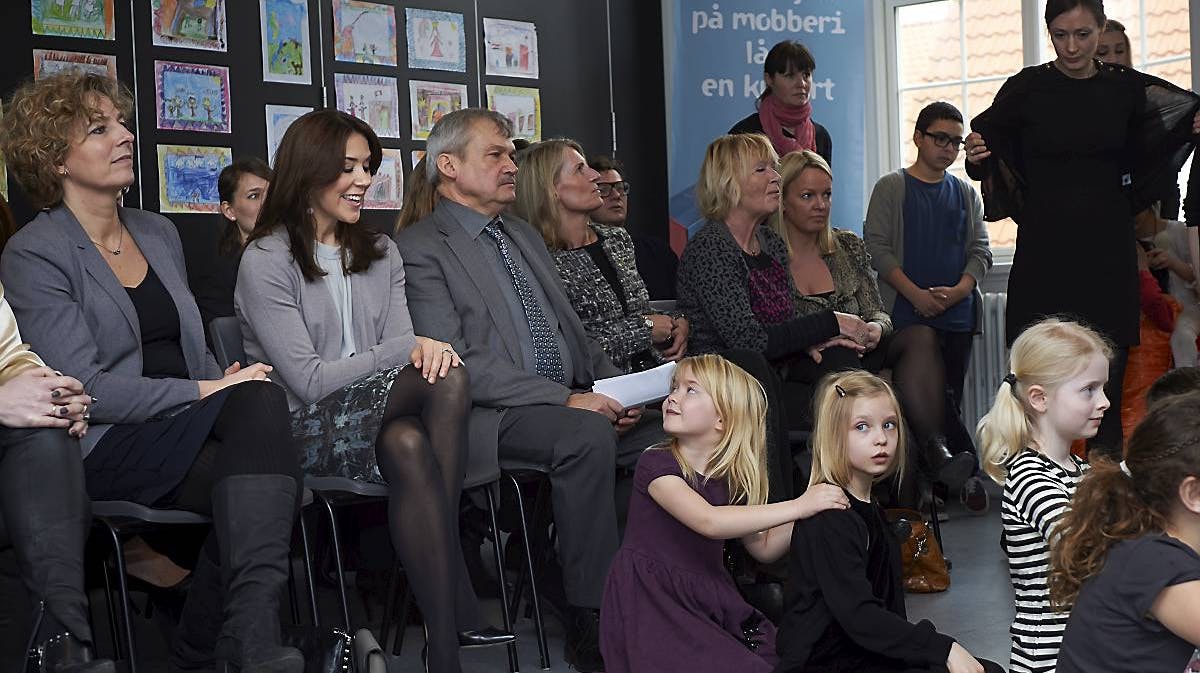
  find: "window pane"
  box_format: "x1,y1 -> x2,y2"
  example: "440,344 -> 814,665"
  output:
964,0 -> 1023,79
1143,0 -> 1190,63
899,84 -> 961,167
965,79 -> 1006,133
897,1 -> 962,87
1100,0 -> 1143,57
1144,58 -> 1192,90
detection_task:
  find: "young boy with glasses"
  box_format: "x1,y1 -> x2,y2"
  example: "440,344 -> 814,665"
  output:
864,101 -> 994,514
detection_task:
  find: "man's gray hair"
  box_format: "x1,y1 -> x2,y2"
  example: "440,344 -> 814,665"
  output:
425,108 -> 514,185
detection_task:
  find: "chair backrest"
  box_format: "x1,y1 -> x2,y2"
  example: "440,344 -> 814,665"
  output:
208,316 -> 246,370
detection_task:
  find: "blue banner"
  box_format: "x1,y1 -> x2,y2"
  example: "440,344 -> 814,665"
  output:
667,0 -> 867,239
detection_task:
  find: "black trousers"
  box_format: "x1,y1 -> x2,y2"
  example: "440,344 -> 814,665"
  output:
0,427 -> 92,670
936,330 -> 977,458
1088,345 -> 1129,460
496,404 -> 664,609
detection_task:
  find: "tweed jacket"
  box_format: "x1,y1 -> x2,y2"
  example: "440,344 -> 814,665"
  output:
550,224 -> 671,372
792,230 -> 893,337
0,205 -> 221,457
395,200 -> 621,468
235,227 -> 419,412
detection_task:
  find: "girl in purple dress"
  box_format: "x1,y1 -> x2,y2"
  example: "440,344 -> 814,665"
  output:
599,354 -> 850,672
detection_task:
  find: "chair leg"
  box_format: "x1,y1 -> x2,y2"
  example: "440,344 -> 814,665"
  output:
298,512 -> 320,627
484,483 -> 519,673
100,520 -> 138,673
379,560 -> 400,652
391,584 -> 412,657
287,550 -> 300,626
507,473 -> 550,670
317,493 -> 353,631
98,546 -> 121,661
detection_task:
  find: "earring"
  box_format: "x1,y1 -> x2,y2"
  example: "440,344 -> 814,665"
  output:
306,207 -> 314,214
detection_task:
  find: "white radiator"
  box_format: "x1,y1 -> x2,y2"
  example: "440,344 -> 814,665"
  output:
961,292 -> 1009,430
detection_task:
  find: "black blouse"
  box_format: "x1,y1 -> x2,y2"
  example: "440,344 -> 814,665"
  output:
776,492 -> 955,672
126,266 -> 189,379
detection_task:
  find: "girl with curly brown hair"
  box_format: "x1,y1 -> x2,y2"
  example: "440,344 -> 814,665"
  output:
1049,392 -> 1200,672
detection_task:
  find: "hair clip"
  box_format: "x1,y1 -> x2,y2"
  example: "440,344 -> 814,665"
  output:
1002,373 -> 1017,387
834,384 -> 846,398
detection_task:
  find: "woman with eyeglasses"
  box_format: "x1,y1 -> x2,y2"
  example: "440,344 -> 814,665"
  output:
964,0 -> 1200,459
514,139 -> 689,372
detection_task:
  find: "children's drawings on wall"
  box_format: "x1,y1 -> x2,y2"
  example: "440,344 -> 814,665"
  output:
411,150 -> 426,169
332,0 -> 397,67
334,73 -> 399,138
33,49 -> 117,80
31,0 -> 116,40
158,144 -> 232,213
405,8 -> 465,73
365,148 -> 403,210
409,80 -> 467,140
155,60 -> 231,133
151,0 -> 227,51
482,18 -> 538,79
264,104 -> 312,165
259,0 -> 312,84
486,85 -> 541,141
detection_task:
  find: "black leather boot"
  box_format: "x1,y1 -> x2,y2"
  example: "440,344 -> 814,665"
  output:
211,475 -> 304,673
924,436 -> 976,491
169,552 -> 223,672
25,602 -> 115,673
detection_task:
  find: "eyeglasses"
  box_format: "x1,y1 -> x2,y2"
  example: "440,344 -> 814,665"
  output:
597,180 -> 631,197
919,130 -> 965,150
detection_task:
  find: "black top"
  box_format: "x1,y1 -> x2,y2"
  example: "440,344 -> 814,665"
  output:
968,63 -> 1147,346
581,239 -> 629,309
191,245 -> 241,329
1058,534 -> 1200,673
776,492 -> 955,673
729,112 -> 833,167
630,231 -> 679,301
126,266 -> 189,379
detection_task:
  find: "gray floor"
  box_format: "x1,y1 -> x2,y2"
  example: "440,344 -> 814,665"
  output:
101,482 -> 1013,672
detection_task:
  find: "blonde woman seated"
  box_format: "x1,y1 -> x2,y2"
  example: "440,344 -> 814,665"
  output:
513,139 -> 687,372
771,150 -> 974,490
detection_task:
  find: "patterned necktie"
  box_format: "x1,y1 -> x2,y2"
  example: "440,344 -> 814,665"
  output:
484,219 -> 566,383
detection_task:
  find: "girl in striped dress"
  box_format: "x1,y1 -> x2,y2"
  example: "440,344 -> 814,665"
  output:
977,318 -> 1113,672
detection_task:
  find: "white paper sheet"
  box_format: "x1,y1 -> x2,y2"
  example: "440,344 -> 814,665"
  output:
592,362 -> 677,409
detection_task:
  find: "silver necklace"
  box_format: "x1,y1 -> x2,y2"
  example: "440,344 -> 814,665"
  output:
90,224 -> 125,255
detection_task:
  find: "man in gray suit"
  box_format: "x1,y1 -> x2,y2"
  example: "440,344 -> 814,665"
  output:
397,109 -> 662,671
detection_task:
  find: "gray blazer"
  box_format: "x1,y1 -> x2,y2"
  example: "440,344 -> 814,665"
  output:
235,227 -> 418,412
395,200 -> 621,462
0,206 -> 221,457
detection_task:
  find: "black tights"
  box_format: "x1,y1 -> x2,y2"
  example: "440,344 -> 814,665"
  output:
375,365 -> 478,673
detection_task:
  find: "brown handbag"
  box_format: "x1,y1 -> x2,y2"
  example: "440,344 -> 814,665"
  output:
885,508 -> 950,593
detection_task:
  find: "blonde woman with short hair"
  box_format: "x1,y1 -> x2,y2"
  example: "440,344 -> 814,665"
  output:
599,354 -> 848,673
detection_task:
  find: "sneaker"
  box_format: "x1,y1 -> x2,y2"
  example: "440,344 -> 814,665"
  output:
960,475 -> 990,515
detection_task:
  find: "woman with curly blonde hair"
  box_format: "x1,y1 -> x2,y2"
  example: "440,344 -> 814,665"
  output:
1049,392 -> 1200,672
0,72 -> 304,672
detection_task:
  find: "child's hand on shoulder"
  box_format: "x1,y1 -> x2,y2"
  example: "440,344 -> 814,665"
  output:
793,483 -> 849,519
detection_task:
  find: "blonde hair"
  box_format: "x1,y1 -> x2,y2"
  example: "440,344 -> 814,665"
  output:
697,134 -> 779,222
772,150 -> 836,255
977,318 -> 1113,484
665,354 -> 770,506
513,138 -> 585,250
809,370 -> 907,489
1,72 -> 134,210
394,156 -> 438,234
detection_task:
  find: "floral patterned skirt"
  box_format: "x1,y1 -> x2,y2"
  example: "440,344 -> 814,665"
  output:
289,366 -> 404,483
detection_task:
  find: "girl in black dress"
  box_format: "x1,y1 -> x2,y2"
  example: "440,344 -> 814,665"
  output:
775,370 -> 1002,673
964,0 -> 1200,458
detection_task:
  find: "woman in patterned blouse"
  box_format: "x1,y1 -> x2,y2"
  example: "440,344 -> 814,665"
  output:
772,149 -> 975,493
514,139 -> 688,372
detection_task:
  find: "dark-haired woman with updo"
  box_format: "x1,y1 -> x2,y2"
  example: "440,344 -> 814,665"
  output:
730,40 -> 832,166
192,157 -> 272,330
965,0 -> 1200,459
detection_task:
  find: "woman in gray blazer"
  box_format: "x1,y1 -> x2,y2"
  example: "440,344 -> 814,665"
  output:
0,72 -> 304,672
237,110 -> 510,673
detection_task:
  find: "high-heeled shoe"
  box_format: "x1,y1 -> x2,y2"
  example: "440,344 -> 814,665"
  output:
27,632 -> 116,673
458,626 -> 515,648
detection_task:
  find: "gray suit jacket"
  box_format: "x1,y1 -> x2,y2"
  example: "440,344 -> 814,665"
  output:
395,200 -> 621,462
235,227 -> 418,412
0,206 -> 221,457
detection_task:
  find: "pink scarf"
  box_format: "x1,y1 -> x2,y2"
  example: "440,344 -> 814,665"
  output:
757,94 -> 816,156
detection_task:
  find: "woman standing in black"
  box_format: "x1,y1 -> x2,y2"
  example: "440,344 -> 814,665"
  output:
964,0 -> 1200,457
